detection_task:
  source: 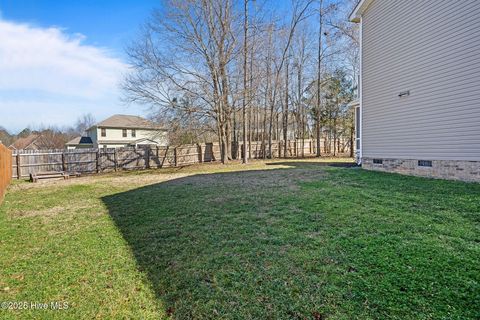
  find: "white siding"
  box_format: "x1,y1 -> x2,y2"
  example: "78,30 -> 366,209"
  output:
362,0 -> 480,160
96,128 -> 168,146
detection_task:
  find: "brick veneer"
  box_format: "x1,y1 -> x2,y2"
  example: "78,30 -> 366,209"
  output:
362,158 -> 480,182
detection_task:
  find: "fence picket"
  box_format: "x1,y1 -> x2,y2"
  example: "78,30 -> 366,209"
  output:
0,143 -> 12,202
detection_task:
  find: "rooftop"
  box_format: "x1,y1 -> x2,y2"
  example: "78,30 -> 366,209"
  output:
91,114 -> 166,130
66,136 -> 93,145
9,134 -> 39,149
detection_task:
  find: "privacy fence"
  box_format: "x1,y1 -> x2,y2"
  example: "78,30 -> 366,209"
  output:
11,139 -> 351,179
0,143 -> 12,202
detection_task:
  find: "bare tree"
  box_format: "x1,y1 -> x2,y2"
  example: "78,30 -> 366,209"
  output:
266,0 -> 314,157
122,0 -> 358,160
123,0 -> 238,163
75,113 -> 96,135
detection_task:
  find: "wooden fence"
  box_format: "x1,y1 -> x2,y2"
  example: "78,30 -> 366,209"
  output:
0,143 -> 12,202
11,139 -> 350,179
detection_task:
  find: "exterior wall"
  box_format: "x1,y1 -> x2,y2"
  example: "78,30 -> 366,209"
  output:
25,144 -> 40,150
99,143 -> 129,149
96,127 -> 167,146
361,0 -> 480,162
86,126 -> 168,148
86,128 -> 98,148
363,157 -> 480,182
67,144 -> 93,150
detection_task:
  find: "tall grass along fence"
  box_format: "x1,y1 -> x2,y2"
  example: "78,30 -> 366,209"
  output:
11,139 -> 350,179
0,143 -> 12,201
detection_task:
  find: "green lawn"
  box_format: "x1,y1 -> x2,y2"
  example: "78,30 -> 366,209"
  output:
0,159 -> 479,319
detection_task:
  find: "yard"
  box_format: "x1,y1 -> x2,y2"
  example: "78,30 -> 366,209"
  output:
0,159 -> 479,319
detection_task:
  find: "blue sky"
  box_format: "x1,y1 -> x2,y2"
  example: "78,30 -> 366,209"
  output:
0,0 -> 161,133
0,0 -> 302,134
0,0 -> 160,56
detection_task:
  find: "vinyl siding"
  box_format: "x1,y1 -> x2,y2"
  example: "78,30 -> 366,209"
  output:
361,0 -> 480,161
96,128 -> 168,146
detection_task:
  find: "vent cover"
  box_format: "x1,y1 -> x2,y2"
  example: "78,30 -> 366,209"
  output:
373,159 -> 383,164
418,160 -> 432,167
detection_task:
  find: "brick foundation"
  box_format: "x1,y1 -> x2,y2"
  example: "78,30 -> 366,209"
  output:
362,158 -> 480,182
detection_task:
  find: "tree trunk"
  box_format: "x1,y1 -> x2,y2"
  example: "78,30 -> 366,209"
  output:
316,0 -> 324,157
283,60 -> 289,157
242,0 -> 248,164
333,117 -> 337,156
350,124 -> 354,158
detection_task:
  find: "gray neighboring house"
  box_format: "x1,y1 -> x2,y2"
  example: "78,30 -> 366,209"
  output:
67,114 -> 168,149
65,136 -> 94,149
350,0 -> 480,182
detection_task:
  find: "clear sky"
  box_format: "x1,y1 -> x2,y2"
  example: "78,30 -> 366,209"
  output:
0,0 -> 162,133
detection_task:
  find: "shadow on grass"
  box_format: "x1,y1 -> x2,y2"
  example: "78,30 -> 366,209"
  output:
266,161 -> 358,168
101,161 -> 480,319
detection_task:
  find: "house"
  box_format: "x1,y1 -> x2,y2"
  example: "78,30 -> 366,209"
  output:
65,136 -> 94,149
350,0 -> 480,182
66,114 -> 168,150
9,134 -> 57,150
9,134 -> 40,150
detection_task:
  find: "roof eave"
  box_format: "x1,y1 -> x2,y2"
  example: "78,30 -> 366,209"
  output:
96,125 -> 168,131
349,0 -> 374,23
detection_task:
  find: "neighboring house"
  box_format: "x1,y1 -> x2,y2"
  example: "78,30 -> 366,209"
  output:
65,136 -> 94,149
67,114 -> 168,150
350,0 -> 480,182
9,134 -> 54,150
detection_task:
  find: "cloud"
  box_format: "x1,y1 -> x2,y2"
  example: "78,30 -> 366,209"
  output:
0,19 -> 134,132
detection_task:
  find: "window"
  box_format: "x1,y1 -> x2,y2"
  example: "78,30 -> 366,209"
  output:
131,129 -> 136,138
418,160 -> 432,167
373,159 -> 383,165
122,129 -> 127,137
101,128 -> 106,137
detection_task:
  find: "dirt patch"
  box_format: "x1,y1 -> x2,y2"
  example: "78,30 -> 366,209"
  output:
10,203 -> 101,218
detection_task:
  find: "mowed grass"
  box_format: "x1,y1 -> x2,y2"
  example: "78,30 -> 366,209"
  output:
0,159 -> 479,319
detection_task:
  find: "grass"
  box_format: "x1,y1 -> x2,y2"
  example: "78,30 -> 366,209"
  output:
0,158 -> 479,319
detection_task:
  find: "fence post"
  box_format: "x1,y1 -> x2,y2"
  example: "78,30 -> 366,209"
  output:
16,153 -> 21,179
174,147 -> 178,167
113,149 -> 118,172
61,152 -> 66,172
146,147 -> 151,169
95,150 -> 100,173
294,140 -> 297,157
197,144 -> 203,163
